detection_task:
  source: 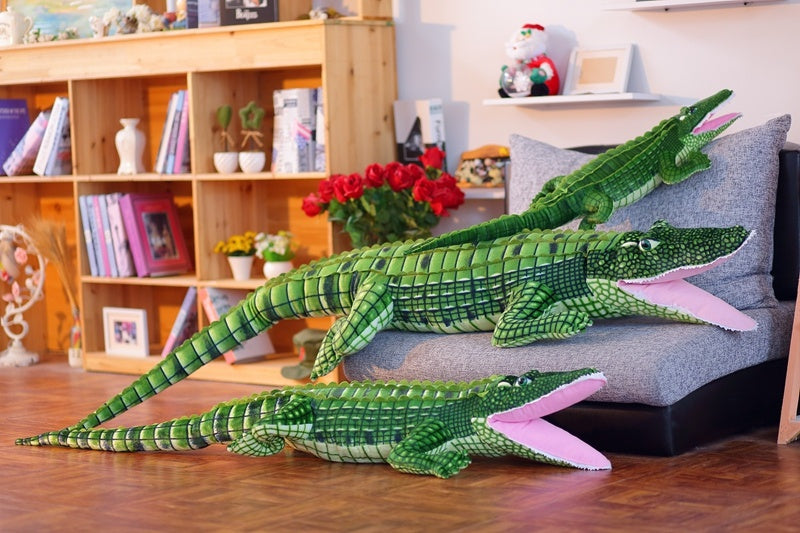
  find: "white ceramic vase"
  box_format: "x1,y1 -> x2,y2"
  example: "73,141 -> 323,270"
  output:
214,152 -> 239,174
227,255 -> 254,281
115,118 -> 146,175
239,151 -> 266,173
263,260 -> 293,279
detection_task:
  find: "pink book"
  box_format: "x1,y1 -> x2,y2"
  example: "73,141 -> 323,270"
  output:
173,95 -> 190,174
2,110 -> 49,176
92,195 -> 114,277
160,286 -> 198,357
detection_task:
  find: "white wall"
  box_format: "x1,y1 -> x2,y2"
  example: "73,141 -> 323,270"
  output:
393,0 -> 800,171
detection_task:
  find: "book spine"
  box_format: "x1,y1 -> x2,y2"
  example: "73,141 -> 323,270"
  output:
92,195 -> 114,277
164,90 -> 185,175
97,194 -> 119,277
3,110 -> 49,176
106,193 -> 135,277
78,195 -> 99,277
0,98 -> 30,176
45,103 -> 72,176
160,286 -> 198,357
173,93 -> 190,174
84,195 -> 107,276
33,97 -> 67,177
198,287 -> 237,363
155,92 -> 178,174
118,193 -> 149,277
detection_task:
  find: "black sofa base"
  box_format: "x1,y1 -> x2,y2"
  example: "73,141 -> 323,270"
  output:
546,358 -> 788,456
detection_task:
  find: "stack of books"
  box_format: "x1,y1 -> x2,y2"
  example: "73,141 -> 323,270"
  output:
271,88 -> 325,174
154,90 -> 191,175
2,97 -> 72,177
78,192 -> 192,278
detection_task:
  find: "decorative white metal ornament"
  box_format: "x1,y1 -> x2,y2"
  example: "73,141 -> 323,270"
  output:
0,224 -> 46,367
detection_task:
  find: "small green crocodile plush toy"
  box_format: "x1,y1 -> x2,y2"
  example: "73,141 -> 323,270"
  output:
17,368 -> 611,477
410,89 -> 740,253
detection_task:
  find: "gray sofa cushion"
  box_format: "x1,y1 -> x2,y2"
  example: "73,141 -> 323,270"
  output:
343,115 -> 794,406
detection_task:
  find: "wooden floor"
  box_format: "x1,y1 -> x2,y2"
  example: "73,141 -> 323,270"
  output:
4,354 -> 800,532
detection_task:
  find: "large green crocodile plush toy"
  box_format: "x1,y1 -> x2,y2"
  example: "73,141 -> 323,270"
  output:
24,220 -> 756,445
17,368 -> 612,477
410,89 -> 740,254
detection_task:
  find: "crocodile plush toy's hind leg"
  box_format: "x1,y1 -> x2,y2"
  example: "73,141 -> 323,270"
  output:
492,282 -> 592,347
311,275 -> 395,379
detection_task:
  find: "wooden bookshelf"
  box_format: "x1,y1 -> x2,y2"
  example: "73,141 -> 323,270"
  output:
0,8 -> 397,385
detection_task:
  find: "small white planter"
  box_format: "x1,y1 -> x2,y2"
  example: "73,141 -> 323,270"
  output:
227,255 -> 254,281
214,152 -> 239,174
263,260 -> 293,279
239,151 -> 266,173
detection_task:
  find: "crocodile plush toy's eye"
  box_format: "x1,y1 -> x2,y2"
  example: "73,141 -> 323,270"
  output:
515,376 -> 533,386
638,239 -> 660,252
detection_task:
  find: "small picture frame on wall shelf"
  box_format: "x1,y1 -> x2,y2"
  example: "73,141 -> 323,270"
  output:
103,307 -> 149,358
563,44 -> 635,95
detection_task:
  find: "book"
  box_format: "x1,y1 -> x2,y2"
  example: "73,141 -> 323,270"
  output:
2,110 -> 49,176
33,96 -> 71,176
313,89 -> 326,172
198,287 -> 275,364
119,192 -> 192,277
78,195 -> 100,277
219,0 -> 278,27
155,92 -> 179,174
160,286 -> 199,357
271,88 -> 317,173
393,99 -> 446,169
105,193 -> 136,277
198,0 -> 220,27
172,91 -> 191,174
0,99 -> 30,176
185,0 -> 199,28
164,90 -> 186,174
93,195 -> 116,277
83,195 -> 107,276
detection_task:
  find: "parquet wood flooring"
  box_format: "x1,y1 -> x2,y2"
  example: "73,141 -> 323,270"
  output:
3,354 -> 800,532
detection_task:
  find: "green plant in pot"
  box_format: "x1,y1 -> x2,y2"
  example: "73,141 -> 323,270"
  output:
238,100 -> 266,173
213,104 -> 238,174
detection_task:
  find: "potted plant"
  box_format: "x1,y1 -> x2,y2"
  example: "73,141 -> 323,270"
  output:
238,100 -> 266,173
213,230 -> 257,280
255,230 -> 295,278
213,104 -> 238,174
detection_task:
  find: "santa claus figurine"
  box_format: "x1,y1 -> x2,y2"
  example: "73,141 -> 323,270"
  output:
498,24 -> 560,98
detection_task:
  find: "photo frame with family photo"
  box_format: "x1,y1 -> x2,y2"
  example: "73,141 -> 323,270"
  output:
103,307 -> 149,358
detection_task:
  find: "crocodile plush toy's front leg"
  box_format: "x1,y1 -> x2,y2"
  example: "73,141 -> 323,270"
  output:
387,419 -> 472,478
229,396 -> 313,457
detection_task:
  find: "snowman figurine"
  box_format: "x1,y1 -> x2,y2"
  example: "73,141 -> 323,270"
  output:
499,24 -> 560,98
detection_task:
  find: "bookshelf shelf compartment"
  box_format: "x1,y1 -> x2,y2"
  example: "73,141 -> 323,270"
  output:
0,17 -> 398,385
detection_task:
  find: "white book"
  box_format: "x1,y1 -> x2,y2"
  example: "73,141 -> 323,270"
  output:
33,97 -> 69,177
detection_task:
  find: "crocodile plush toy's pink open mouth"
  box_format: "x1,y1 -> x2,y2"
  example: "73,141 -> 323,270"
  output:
693,111 -> 741,135
487,372 -> 611,470
617,232 -> 757,332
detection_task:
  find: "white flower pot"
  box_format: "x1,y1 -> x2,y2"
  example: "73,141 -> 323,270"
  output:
214,152 -> 239,174
227,255 -> 254,281
263,260 -> 293,279
239,151 -> 266,173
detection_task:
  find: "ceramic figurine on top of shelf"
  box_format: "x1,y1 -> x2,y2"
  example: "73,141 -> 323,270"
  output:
498,24 -> 560,98
115,118 -> 146,175
213,104 -> 239,174
238,100 -> 266,173
0,7 -> 33,46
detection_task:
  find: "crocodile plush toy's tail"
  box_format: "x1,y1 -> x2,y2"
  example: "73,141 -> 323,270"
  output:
66,286 -> 276,431
17,392 -> 273,450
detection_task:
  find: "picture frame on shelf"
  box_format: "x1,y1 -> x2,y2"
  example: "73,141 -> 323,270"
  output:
119,192 -> 193,277
563,44 -> 634,95
103,307 -> 149,358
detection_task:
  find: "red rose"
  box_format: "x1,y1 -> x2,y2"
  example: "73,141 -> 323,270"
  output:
387,165 -> 417,192
302,193 -> 323,217
412,177 -> 435,203
333,172 -> 365,202
428,173 -> 465,216
318,176 -> 337,203
405,163 -> 425,182
364,163 -> 385,188
419,146 -> 446,170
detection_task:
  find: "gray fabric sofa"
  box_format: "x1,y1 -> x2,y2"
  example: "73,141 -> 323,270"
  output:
342,115 -> 797,455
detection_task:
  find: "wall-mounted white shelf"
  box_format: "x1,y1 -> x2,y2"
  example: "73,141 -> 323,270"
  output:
461,187 -> 506,200
483,92 -> 660,107
605,0 -> 781,11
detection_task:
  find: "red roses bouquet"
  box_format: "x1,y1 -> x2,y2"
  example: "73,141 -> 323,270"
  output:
302,147 -> 465,248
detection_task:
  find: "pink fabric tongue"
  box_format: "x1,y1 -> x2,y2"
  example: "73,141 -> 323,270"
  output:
618,279 -> 757,331
693,112 -> 740,134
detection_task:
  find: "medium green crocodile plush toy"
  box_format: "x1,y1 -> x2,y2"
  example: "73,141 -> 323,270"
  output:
25,220 -> 755,444
17,368 -> 611,477
410,89 -> 740,254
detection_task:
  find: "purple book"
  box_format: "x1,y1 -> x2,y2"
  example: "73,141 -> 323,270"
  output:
0,99 -> 30,176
